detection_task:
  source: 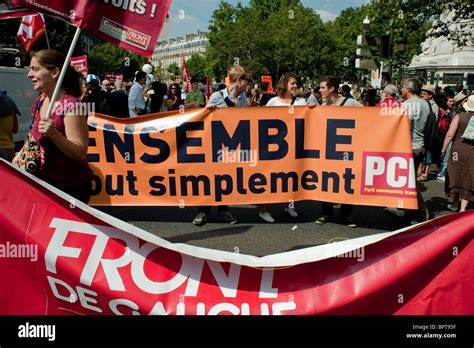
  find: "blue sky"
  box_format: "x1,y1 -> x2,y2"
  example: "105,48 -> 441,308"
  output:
159,0 -> 370,40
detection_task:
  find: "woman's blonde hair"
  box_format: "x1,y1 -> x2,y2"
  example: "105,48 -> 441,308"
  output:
227,65 -> 252,84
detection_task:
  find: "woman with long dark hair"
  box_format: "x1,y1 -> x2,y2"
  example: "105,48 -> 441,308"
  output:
165,83 -> 182,111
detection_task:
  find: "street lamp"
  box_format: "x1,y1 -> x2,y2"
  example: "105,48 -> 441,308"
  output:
396,36 -> 406,85
363,16 -> 370,37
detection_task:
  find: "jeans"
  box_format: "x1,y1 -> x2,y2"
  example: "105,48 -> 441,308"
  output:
437,142 -> 452,177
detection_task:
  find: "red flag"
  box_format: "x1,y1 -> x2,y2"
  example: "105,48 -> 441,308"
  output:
206,76 -> 211,98
182,56 -> 191,86
11,0 -> 171,58
16,13 -> 45,53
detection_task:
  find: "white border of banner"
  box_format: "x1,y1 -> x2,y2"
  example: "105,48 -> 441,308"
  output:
1,159 -> 436,268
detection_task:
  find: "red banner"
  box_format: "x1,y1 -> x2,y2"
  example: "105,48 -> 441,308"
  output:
1,159 -> 473,315
10,0 -> 171,58
0,1 -> 35,19
69,55 -> 88,77
105,72 -> 123,84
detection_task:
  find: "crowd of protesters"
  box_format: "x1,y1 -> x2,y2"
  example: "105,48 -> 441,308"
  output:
12,56 -> 473,227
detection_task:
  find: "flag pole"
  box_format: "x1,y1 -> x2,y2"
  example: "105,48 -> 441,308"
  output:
41,14 -> 50,49
44,28 -> 51,49
44,26 -> 82,120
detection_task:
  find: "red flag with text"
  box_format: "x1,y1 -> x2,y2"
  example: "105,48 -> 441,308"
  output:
1,159 -> 474,315
10,0 -> 171,58
16,13 -> 45,53
69,55 -> 88,78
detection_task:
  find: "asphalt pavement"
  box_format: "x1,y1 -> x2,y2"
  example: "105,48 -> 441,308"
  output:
96,175 -> 457,257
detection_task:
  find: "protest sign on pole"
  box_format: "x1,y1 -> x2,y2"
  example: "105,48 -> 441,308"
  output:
69,55 -> 88,77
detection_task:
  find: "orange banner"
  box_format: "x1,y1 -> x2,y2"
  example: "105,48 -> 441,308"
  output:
87,106 -> 417,208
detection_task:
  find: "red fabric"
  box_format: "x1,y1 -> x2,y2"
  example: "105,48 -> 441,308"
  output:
206,76 -> 211,98
16,13 -> 45,53
0,2 -> 36,19
376,97 -> 402,108
437,108 -> 450,135
11,0 -> 171,58
30,94 -> 93,189
182,56 -> 191,86
1,160 -> 473,315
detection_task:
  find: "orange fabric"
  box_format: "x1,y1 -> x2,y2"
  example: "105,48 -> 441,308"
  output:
88,106 -> 417,208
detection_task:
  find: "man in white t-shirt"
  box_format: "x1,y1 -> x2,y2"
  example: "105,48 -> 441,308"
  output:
128,71 -> 147,117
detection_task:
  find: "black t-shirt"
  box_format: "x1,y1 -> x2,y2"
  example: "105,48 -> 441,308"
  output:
109,90 -> 129,118
0,92 -> 21,118
150,81 -> 167,113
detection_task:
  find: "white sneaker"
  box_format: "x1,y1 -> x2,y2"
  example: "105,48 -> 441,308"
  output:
259,212 -> 275,223
436,176 -> 445,182
384,207 -> 405,217
285,207 -> 298,218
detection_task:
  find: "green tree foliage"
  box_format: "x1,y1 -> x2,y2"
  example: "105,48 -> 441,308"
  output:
186,54 -> 207,82
88,43 -> 148,81
424,0 -> 474,46
366,0 -> 431,68
327,6 -> 370,83
206,0 -> 335,85
167,63 -> 181,79
267,4 -> 335,82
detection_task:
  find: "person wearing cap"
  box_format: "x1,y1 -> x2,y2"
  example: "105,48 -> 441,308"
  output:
418,84 -> 440,182
85,74 -> 100,85
454,91 -> 468,114
441,95 -> 474,212
82,74 -> 103,113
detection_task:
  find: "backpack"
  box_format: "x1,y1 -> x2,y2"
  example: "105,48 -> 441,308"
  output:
437,108 -> 450,136
340,97 -> 349,106
423,100 -> 439,152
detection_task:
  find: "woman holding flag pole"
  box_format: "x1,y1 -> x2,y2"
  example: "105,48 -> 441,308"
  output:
12,48 -> 93,203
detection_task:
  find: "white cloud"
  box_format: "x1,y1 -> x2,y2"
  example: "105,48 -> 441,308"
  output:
315,9 -> 338,22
